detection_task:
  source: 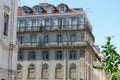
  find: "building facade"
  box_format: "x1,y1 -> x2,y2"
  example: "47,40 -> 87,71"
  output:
0,0 -> 18,80
17,2 -> 104,80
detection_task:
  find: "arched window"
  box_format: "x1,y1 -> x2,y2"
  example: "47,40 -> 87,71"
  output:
55,63 -> 63,79
17,64 -> 23,79
28,51 -> 36,60
71,34 -> 77,43
23,7 -> 30,14
69,63 -> 77,79
56,51 -> 63,60
18,51 -> 24,61
41,63 -> 49,79
28,64 -> 35,79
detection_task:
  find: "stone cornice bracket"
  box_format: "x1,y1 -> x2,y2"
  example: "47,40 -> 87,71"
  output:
3,4 -> 10,13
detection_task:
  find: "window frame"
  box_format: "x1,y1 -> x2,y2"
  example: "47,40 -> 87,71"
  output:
18,51 -> 24,61
42,51 -> 49,60
57,34 -> 62,44
3,13 -> 9,36
27,64 -> 36,79
56,51 -> 63,60
69,50 -> 77,60
28,51 -> 36,60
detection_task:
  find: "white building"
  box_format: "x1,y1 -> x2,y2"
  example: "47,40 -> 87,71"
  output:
17,2 -> 106,80
0,0 -> 18,80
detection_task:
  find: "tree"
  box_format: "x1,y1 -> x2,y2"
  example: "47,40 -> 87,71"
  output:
93,36 -> 120,80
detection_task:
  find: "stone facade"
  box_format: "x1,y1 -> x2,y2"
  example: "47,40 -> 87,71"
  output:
0,0 -> 18,80
17,3 -> 105,80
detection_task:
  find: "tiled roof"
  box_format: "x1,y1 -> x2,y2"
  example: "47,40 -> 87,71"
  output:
18,3 -> 83,16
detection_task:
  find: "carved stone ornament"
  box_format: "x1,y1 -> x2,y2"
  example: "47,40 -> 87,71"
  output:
3,4 -> 10,13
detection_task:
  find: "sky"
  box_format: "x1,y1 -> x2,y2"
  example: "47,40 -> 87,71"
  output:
20,0 -> 120,53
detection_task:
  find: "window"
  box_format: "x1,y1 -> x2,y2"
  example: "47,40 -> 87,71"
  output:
57,34 -> 62,44
44,35 -> 49,44
23,7 -> 29,14
55,63 -> 63,79
18,51 -> 24,61
70,68 -> 76,79
32,19 -> 39,27
69,50 -> 76,59
70,17 -> 78,28
31,35 -> 36,44
41,64 -> 49,79
45,19 -> 52,28
17,64 -> 22,79
42,51 -> 49,60
55,68 -> 62,79
69,63 -> 77,79
3,13 -> 9,36
58,19 -> 64,29
17,35 -> 23,44
28,51 -> 36,60
59,5 -> 65,12
28,64 -> 35,79
42,68 -> 48,79
47,6 -> 54,13
35,7 -> 41,13
56,51 -> 63,60
19,20 -> 26,27
71,34 -> 77,43
81,32 -> 85,41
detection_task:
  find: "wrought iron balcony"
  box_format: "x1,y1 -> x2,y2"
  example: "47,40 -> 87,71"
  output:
18,41 -> 86,49
17,24 -> 87,32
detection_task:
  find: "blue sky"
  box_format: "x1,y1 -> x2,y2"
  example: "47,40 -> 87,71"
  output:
20,0 -> 120,53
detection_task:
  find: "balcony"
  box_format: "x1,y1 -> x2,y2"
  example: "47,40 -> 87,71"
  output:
17,24 -> 88,33
18,40 -> 96,51
18,41 -> 86,49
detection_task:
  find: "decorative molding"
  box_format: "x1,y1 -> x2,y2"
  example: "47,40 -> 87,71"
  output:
70,63 -> 76,68
3,4 -> 10,13
42,63 -> 48,68
56,63 -> 62,68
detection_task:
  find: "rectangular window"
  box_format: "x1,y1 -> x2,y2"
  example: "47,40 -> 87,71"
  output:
70,50 -> 76,59
45,19 -> 51,27
17,35 -> 23,44
44,35 -> 48,44
31,35 -> 36,44
57,35 -> 62,44
28,68 -> 35,79
71,17 -> 77,26
43,52 -> 49,60
17,68 -> 22,79
55,68 -> 62,79
70,68 -> 76,79
81,32 -> 85,41
42,68 -> 48,79
58,19 -> 64,29
3,13 -> 9,36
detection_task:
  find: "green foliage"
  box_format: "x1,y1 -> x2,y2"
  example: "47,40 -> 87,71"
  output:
93,36 -> 120,80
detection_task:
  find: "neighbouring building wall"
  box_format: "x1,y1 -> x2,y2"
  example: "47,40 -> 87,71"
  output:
0,0 -> 18,80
